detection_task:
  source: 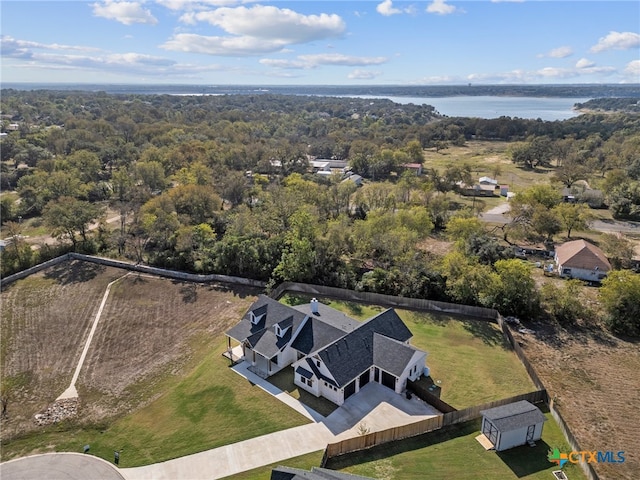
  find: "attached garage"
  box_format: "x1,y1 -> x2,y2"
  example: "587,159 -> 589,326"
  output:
480,400 -> 547,452
343,379 -> 356,401
380,370 -> 396,390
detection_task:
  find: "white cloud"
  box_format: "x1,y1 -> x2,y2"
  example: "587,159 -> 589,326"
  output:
426,0 -> 458,15
168,5 -> 345,56
590,31 -> 640,53
155,0 -> 246,10
538,46 -> 573,59
260,53 -> 388,70
92,1 -> 158,25
348,69 -> 382,80
259,58 -> 309,69
185,5 -> 345,43
624,60 -> 640,77
575,58 -> 595,69
299,53 -> 387,66
377,0 -> 401,16
1,35 -> 102,59
161,33 -> 286,55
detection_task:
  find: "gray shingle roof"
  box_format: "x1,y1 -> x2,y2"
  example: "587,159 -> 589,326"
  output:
271,466 -> 374,480
372,333 -> 424,377
316,309 -> 414,387
481,400 -> 547,432
292,302 -> 360,332
290,318 -> 349,355
226,295 -> 306,343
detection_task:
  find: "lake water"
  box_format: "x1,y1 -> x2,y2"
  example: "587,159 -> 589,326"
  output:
335,95 -> 592,121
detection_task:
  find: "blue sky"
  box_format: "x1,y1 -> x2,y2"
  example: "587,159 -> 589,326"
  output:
1,1 -> 639,85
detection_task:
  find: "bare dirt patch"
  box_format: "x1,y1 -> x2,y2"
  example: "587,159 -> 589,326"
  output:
1,260 -> 259,444
515,324 -> 640,479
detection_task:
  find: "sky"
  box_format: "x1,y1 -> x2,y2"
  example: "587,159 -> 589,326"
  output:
1,1 -> 639,85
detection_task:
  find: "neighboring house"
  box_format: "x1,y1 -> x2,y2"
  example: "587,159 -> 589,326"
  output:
480,400 -> 546,451
271,465 -> 374,480
401,163 -> 423,176
226,296 -> 428,406
555,239 -> 611,282
460,183 -> 495,197
342,173 -> 363,187
479,176 -> 498,186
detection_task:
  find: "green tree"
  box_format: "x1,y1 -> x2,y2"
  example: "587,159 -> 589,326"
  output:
541,280 -> 587,324
491,259 -> 539,317
599,233 -> 634,269
552,203 -> 592,238
43,197 -> 104,248
600,270 -> 640,336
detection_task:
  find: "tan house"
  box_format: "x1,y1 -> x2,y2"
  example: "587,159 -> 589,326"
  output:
554,239 -> 611,282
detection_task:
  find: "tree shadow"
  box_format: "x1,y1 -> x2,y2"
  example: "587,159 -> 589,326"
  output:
43,261 -> 105,285
325,419 -> 481,470
461,318 -> 507,348
180,283 -> 197,304
496,440 -> 553,478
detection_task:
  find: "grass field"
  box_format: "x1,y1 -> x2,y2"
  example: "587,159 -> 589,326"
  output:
281,295 -> 534,408
325,412 -> 586,480
1,262 -> 310,466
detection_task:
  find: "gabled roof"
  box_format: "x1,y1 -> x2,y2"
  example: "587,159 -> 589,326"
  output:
481,400 -> 547,432
372,334 -> 424,377
316,309 -> 414,387
225,295 -> 306,343
290,319 -> 350,356
555,239 -> 611,272
271,466 -> 374,480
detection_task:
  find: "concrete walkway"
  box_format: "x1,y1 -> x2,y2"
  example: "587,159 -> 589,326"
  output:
120,362 -> 439,480
58,272 -> 131,400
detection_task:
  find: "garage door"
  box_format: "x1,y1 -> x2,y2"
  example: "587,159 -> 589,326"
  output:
359,370 -> 370,388
381,371 -> 396,390
344,379 -> 356,400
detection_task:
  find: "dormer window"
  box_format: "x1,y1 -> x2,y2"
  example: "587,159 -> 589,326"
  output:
250,312 -> 258,324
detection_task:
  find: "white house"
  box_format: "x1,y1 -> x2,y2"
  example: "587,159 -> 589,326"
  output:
480,400 -> 547,451
555,239 -> 611,283
225,296 -> 428,405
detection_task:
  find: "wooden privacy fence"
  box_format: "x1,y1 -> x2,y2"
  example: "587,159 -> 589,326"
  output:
270,281 -> 500,320
407,380 -> 457,413
323,390 -> 547,460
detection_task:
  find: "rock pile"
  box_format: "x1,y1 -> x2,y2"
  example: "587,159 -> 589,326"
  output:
34,398 -> 79,426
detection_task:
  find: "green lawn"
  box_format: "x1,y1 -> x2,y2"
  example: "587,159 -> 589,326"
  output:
267,368 -> 338,417
326,413 -> 586,480
281,294 -> 534,409
1,337 -> 310,467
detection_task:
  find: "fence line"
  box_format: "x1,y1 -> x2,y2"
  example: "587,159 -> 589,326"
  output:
549,399 -> 599,480
406,380 -> 457,413
0,253 -> 73,289
270,281 -> 500,320
1,255 -> 598,478
1,253 -> 267,289
323,390 -> 546,460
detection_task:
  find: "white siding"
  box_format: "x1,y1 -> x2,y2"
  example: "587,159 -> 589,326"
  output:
496,422 -> 543,451
396,351 -> 427,393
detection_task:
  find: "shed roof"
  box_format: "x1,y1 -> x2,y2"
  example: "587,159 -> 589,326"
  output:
555,239 -> 611,272
481,400 -> 547,432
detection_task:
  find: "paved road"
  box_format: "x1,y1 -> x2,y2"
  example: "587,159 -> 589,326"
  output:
479,202 -> 640,234
0,453 -> 125,480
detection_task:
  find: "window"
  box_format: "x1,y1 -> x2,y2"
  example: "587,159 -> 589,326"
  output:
562,268 -> 572,275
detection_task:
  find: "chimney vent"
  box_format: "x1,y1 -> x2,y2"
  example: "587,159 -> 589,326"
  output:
310,298 -> 319,315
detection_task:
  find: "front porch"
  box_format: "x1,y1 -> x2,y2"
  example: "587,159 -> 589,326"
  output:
222,344 -> 244,365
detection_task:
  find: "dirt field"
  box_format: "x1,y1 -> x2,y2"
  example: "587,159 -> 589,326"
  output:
514,324 -> 640,479
0,260 -> 259,442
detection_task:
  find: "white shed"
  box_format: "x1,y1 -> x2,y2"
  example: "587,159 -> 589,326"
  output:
480,400 -> 546,451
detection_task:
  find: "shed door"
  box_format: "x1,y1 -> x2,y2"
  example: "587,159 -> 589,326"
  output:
526,424 -> 535,442
482,419 -> 499,447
